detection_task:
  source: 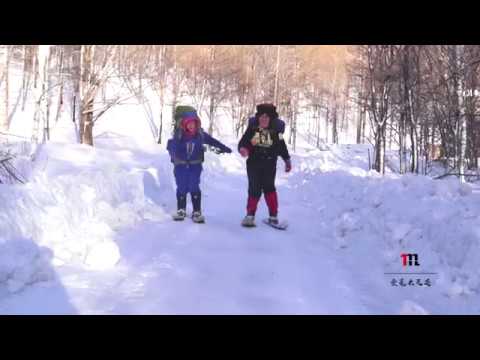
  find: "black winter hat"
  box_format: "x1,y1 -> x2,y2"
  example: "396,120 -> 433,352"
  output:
256,103 -> 278,119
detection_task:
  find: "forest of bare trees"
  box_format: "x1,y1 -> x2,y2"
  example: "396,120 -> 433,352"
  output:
0,45 -> 352,148
1,45 -> 480,182
351,45 -> 480,181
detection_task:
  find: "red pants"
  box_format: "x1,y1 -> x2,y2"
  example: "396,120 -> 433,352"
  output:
247,191 -> 278,217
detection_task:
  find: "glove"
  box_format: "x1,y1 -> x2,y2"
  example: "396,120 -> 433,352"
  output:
239,147 -> 249,158
214,147 -> 232,154
285,159 -> 292,173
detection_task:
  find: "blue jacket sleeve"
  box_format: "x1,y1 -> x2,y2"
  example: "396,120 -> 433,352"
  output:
202,133 -> 232,153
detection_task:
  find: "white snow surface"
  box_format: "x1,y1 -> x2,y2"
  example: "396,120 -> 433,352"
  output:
2,100 -> 480,314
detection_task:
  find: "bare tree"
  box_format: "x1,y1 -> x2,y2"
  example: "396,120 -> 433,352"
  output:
0,46 -> 10,132
31,45 -> 50,147
361,45 -> 398,174
78,45 -> 118,146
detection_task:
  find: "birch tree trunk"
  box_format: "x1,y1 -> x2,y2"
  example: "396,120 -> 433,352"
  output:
208,45 -> 217,135
80,45 -> 94,146
171,45 -> 179,134
157,45 -> 167,144
31,45 -> 50,150
54,46 -> 64,125
72,45 -> 81,143
45,48 -> 53,141
21,45 -> 31,111
457,45 -> 467,182
0,46 -> 9,132
273,45 -> 281,105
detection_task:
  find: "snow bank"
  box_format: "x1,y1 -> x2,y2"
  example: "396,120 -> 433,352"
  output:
0,237 -> 54,294
285,142 -> 480,308
0,141 -> 170,271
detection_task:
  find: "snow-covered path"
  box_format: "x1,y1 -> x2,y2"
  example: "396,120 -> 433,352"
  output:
0,135 -> 369,314
2,123 -> 480,314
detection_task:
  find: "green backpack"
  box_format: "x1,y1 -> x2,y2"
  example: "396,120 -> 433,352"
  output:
171,105 -> 208,161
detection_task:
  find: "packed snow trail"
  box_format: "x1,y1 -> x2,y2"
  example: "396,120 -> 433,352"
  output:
0,134 -> 367,314
2,122 -> 480,313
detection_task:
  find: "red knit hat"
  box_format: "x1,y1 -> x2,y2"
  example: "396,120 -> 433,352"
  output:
181,116 -> 201,133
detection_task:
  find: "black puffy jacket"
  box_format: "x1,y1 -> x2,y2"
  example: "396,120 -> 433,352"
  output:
238,117 -> 290,162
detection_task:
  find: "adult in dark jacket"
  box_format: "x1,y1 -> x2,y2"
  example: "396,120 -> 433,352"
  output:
238,103 -> 292,227
167,111 -> 232,222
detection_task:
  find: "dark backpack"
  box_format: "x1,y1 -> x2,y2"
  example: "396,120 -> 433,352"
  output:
248,116 -> 286,133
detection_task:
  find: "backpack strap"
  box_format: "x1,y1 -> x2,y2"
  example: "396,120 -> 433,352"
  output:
276,118 -> 286,133
175,128 -> 183,140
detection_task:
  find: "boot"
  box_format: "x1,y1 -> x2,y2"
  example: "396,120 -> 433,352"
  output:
177,193 -> 187,211
191,192 -> 204,222
241,215 -> 256,227
267,215 -> 279,225
191,192 -> 201,213
173,193 -> 187,220
192,211 -> 205,223
173,209 -> 187,221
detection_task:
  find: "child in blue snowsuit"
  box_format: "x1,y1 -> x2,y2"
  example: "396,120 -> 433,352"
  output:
167,111 -> 232,222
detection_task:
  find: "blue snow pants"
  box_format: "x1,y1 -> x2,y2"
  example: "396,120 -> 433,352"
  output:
174,164 -> 202,197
